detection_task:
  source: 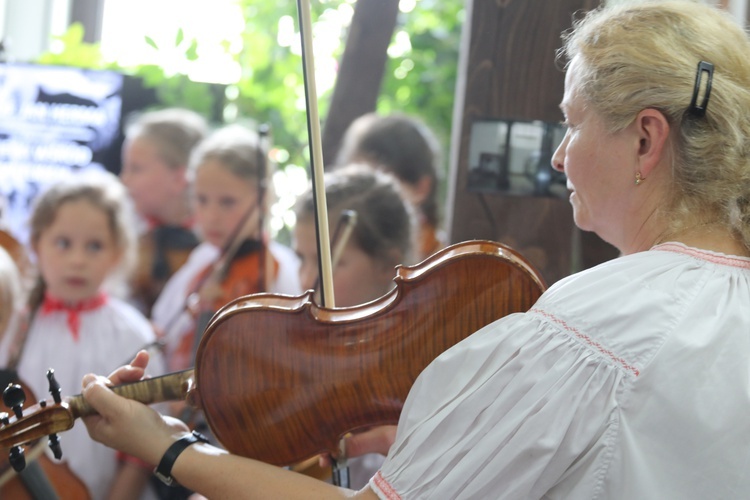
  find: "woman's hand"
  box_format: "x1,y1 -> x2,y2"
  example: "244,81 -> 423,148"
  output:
81,350 -> 189,466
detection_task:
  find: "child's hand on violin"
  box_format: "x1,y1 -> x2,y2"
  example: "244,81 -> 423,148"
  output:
318,425 -> 397,467
81,350 -> 189,466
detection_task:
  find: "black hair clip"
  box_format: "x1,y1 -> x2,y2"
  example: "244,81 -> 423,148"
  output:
688,60 -> 714,118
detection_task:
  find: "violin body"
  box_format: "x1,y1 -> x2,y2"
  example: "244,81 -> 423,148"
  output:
132,226 -> 199,314
195,240 -> 545,466
177,243 -> 269,372
0,241 -> 544,476
0,452 -> 90,500
188,244 -> 266,314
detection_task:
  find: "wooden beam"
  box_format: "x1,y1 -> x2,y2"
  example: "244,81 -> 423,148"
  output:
446,0 -> 617,285
69,0 -> 105,43
321,0 -> 400,166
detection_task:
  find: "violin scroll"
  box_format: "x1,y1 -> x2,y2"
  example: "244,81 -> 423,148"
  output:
1,376 -> 75,470
3,383 -> 29,471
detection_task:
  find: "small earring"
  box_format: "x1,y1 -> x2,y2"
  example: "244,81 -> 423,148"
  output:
635,172 -> 644,186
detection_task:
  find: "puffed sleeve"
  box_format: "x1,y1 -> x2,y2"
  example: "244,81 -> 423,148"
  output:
371,312 -> 624,500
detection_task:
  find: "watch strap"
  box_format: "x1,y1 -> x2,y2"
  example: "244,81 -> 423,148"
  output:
154,430 -> 209,486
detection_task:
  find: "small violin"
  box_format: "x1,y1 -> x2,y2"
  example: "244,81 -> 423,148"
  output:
131,225 -> 199,314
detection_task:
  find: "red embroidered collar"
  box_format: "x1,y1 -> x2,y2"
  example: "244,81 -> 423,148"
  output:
41,292 -> 108,341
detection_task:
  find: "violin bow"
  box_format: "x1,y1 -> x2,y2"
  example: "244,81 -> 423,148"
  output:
257,124 -> 272,292
297,0 -> 336,309
295,0 -> 349,486
156,128 -> 271,339
311,209 -> 357,294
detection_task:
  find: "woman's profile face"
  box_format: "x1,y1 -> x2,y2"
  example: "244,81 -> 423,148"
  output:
552,57 -> 640,248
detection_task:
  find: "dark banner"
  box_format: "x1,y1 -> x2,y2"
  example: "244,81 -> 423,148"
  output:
0,63 -> 125,244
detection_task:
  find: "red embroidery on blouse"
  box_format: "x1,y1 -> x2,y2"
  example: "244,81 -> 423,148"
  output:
373,471 -> 402,500
652,242 -> 750,269
531,308 -> 640,376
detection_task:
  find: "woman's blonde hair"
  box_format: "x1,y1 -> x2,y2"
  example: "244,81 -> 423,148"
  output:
559,0 -> 750,248
28,171 -> 137,307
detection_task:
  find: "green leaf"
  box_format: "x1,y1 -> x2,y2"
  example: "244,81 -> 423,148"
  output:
144,36 -> 159,50
185,39 -> 199,61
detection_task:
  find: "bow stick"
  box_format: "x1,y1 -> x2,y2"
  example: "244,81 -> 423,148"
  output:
295,0 -> 349,486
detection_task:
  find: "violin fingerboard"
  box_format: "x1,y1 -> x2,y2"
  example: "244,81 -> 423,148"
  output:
67,370 -> 195,418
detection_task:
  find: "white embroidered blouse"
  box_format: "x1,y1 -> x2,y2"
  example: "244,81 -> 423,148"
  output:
371,243 -> 750,499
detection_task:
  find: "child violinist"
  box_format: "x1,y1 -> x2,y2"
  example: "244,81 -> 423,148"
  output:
120,108 -> 208,315
294,164 -> 416,308
0,172 -> 166,500
335,113 -> 446,261
151,124 -> 300,374
292,164 -> 416,489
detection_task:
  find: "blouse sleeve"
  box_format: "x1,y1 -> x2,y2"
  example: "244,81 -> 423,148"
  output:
371,312 -> 625,500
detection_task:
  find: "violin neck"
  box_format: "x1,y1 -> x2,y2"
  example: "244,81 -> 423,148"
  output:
66,369 -> 196,419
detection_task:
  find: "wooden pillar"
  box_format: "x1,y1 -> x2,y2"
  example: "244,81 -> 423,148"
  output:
321,0 -> 400,166
445,0 -> 617,286
69,0 -> 104,43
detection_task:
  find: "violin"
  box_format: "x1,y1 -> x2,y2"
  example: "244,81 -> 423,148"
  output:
0,240 -> 545,469
0,230 -> 91,499
0,371 -> 90,500
131,224 -> 199,315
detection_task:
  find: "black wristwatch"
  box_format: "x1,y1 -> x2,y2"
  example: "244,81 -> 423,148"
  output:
154,430 -> 210,486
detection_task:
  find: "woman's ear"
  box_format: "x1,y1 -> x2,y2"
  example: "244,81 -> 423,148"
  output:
635,108 -> 671,179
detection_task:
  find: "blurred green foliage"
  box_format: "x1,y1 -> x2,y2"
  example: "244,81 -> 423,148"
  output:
36,0 -> 463,181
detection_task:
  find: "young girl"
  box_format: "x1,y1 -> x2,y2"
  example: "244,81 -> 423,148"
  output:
292,164 -> 415,489
151,124 -> 300,374
0,172 -> 166,499
335,113 -> 445,261
294,164 -> 416,308
120,108 -> 208,315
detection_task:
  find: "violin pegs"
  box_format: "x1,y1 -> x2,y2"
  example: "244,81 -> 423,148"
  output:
2,383 -> 26,418
47,369 -> 62,404
48,433 -> 63,460
9,445 -> 25,472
